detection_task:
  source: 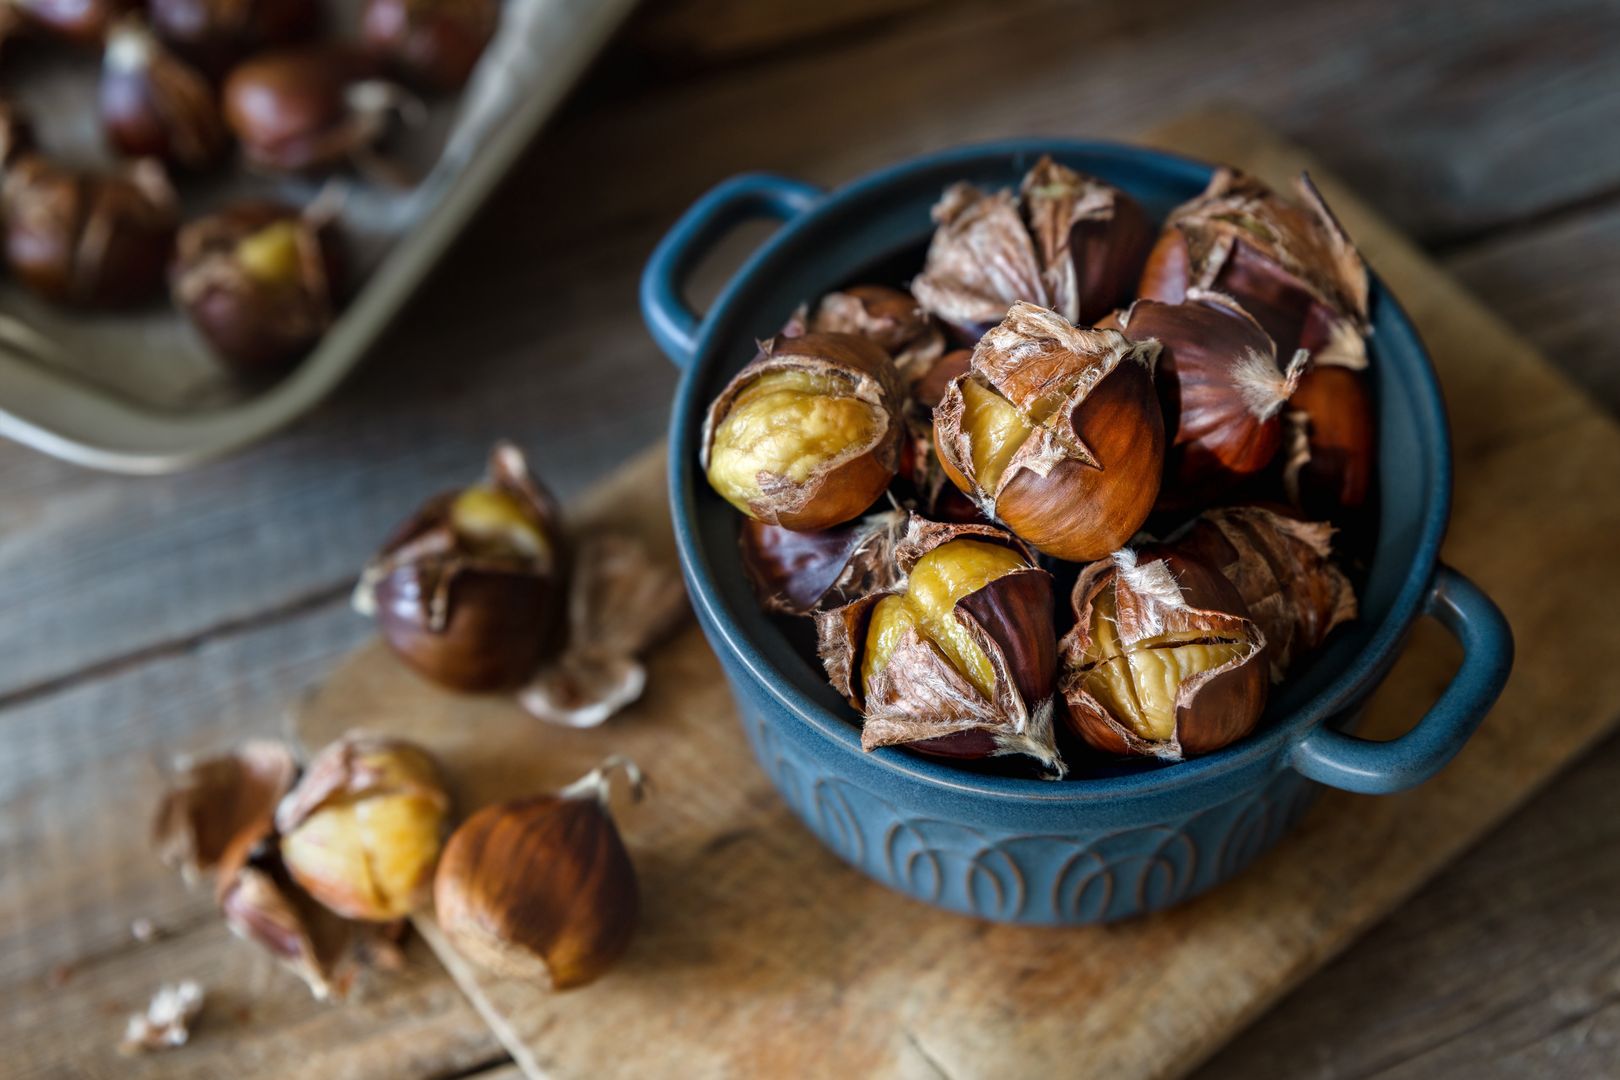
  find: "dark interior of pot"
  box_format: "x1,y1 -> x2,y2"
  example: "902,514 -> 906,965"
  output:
672,144 -> 1449,785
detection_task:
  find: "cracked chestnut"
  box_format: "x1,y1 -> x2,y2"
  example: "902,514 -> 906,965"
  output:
1283,361 -> 1375,519
102,19 -> 230,171
783,283 -> 946,386
932,302 -> 1164,561
738,508 -> 908,616
816,517 -> 1063,776
362,0 -> 499,92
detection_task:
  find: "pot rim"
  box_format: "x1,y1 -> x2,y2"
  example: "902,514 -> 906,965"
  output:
666,138 -> 1451,804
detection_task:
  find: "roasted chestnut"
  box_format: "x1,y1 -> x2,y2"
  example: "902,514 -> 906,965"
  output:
149,0 -> 318,75
102,19 -> 230,171
223,46 -> 411,175
10,0 -> 133,45
2,156 -> 177,307
1139,169 -> 1369,369
932,302 -> 1164,562
783,283 -> 946,386
817,517 -> 1062,775
354,442 -> 570,692
703,332 -> 905,531
913,156 -> 1152,343
1059,547 -> 1267,759
1283,362 -> 1375,519
1173,506 -> 1357,681
738,509 -> 908,616
361,0 -> 499,92
1104,292 -> 1305,509
173,200 -> 341,373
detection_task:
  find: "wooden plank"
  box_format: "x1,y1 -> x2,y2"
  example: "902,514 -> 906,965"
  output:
292,110 -> 1620,1078
7,0 -> 1620,701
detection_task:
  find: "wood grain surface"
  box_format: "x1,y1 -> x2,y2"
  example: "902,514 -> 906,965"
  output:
5,1 -> 1620,1077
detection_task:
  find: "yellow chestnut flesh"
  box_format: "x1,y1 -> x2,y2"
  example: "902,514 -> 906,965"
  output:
706,370 -> 882,515
864,539 -> 1027,699
279,788 -> 446,921
449,485 -> 549,559
1077,587 -> 1247,740
958,378 -> 1034,494
235,220 -> 303,285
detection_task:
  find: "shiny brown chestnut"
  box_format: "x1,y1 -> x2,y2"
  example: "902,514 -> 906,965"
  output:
149,0 -> 318,75
1138,169 -> 1369,369
2,156 -> 177,307
1059,547 -> 1267,760
1282,361 -> 1375,519
739,508 -> 907,617
913,155 -> 1152,343
361,0 -> 498,92
10,0 -> 133,45
354,442 -> 570,692
1173,505 -> 1357,681
783,283 -> 947,386
703,332 -> 905,531
223,46 -> 413,175
816,517 -> 1064,776
1105,292 -> 1305,509
102,19 -> 230,171
173,200 -> 342,374
932,302 -> 1164,562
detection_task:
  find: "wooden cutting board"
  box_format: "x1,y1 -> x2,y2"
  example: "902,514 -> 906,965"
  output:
295,110 -> 1620,1080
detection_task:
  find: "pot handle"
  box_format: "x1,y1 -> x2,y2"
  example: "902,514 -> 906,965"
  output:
1288,564 -> 1513,795
640,173 -> 825,369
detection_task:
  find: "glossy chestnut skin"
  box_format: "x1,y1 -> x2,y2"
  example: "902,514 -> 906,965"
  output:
101,20 -> 230,171
172,200 -> 343,374
1286,363 -> 1375,518
362,0 -> 498,92
150,0 -> 319,75
2,157 -> 177,307
12,0 -> 134,45
223,47 -> 384,174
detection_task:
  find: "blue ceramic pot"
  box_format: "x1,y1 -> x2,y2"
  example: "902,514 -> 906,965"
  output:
641,141 -> 1514,925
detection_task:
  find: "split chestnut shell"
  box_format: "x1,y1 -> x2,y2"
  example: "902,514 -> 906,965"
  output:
782,283 -> 946,385
1283,362 -> 1375,520
738,508 -> 908,616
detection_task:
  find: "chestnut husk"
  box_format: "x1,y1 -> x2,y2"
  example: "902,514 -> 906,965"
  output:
815,516 -> 1064,777
361,0 -> 499,92
11,0 -> 133,44
1,156 -> 177,307
101,19 -> 230,171
701,331 -> 905,531
783,284 -> 946,386
223,46 -> 416,176
355,441 -> 570,692
1173,506 -> 1356,681
172,199 -> 342,374
1106,291 -> 1306,509
738,508 -> 908,616
1138,169 -> 1369,369
912,155 -> 1152,342
933,302 -> 1165,562
149,0 -> 319,75
434,758 -> 642,989
1282,362 -> 1375,519
1059,548 -> 1267,760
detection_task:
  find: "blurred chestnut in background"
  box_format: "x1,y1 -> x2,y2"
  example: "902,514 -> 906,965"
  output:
150,0 -> 318,75
102,19 -> 230,171
0,101 -> 32,171
9,0 -> 134,45
172,200 -> 342,374
2,157 -> 178,307
362,0 -> 499,93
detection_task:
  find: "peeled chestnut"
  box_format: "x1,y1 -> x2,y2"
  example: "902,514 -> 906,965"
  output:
739,508 -> 907,616
1174,506 -> 1357,681
149,0 -> 318,75
703,332 -> 905,531
102,19 -> 230,171
1283,362 -> 1375,519
913,155 -> 1152,343
355,442 -> 569,692
10,0 -> 133,45
223,46 -> 411,175
2,156 -> 177,307
932,302 -> 1164,562
1139,169 -> 1369,369
435,757 -> 642,989
1059,548 -> 1267,760
816,517 -> 1063,776
361,0 -> 499,92
783,284 -> 946,386
1105,292 -> 1305,508
275,732 -> 452,922
173,200 -> 342,373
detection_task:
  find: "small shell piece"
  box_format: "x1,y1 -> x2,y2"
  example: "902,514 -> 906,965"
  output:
702,332 -> 905,531
815,516 -> 1063,776
153,740 -> 298,885
932,302 -> 1164,562
1059,548 -> 1267,760
1174,506 -> 1357,681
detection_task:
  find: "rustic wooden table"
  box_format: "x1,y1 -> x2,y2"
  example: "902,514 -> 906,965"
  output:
4,1 -> 1618,1076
